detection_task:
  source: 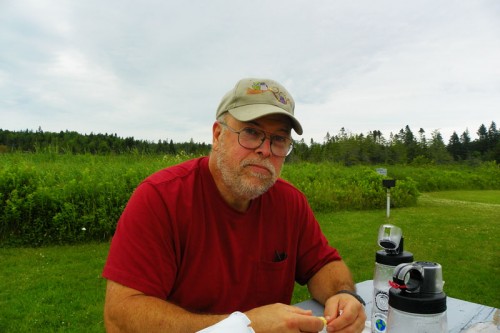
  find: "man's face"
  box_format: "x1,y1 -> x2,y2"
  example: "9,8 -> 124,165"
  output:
213,114 -> 292,201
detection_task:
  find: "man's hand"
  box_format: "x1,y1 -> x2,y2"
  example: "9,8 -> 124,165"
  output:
306,260 -> 366,332
323,293 -> 366,332
245,303 -> 326,333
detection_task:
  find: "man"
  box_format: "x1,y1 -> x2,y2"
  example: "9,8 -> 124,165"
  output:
103,78 -> 366,332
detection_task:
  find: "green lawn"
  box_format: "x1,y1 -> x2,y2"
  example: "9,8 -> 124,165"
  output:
0,243 -> 109,332
1,190 -> 499,332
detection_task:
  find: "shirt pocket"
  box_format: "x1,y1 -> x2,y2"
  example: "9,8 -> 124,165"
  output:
252,257 -> 295,305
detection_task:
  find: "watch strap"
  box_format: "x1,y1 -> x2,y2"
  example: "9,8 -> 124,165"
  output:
335,289 -> 366,306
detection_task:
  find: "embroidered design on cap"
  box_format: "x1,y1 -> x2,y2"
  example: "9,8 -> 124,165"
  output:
246,81 -> 290,106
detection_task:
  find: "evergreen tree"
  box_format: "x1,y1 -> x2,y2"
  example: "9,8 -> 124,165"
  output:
460,130 -> 472,160
447,132 -> 462,160
429,130 -> 452,163
486,121 -> 499,161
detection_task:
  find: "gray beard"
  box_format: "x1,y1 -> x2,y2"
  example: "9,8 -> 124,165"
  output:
215,139 -> 278,201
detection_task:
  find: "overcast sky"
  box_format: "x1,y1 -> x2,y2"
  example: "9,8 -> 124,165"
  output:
1,0 -> 499,145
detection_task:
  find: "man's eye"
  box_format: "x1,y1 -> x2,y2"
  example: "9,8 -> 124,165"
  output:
243,128 -> 261,137
272,135 -> 287,144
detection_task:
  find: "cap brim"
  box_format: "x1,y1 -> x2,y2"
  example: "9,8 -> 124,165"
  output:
228,105 -> 303,135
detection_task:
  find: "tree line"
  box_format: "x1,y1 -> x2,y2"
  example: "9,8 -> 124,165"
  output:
290,121 -> 499,165
0,127 -> 210,156
1,121 -> 498,164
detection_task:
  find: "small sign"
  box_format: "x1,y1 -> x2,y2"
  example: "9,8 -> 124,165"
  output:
383,179 -> 396,188
376,168 -> 387,176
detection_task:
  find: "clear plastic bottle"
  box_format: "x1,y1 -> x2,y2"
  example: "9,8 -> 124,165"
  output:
372,262 -> 395,332
387,308 -> 447,333
386,262 -> 447,333
371,225 -> 413,333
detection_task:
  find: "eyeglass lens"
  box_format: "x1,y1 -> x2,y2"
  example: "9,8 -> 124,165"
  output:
238,128 -> 292,157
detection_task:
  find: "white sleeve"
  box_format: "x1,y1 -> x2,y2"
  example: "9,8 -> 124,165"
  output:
196,312 -> 255,333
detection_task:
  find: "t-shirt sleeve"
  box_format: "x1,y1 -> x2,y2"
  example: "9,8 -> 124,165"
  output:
102,182 -> 178,299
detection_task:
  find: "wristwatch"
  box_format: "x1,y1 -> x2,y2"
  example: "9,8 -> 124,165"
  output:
335,290 -> 366,306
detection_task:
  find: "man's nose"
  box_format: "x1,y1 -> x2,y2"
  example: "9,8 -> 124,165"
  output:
254,136 -> 272,157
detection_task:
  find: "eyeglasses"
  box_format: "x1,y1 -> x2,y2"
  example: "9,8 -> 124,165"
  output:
218,121 -> 293,157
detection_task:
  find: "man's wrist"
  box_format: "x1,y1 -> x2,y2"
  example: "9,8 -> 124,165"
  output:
334,290 -> 366,306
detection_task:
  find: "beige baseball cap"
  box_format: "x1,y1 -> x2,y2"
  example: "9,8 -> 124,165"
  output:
216,78 -> 303,135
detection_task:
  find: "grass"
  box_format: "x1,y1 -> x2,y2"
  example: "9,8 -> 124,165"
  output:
1,190 -> 499,332
0,243 -> 109,332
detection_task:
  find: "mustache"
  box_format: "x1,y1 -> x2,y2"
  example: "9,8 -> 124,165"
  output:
241,158 -> 277,177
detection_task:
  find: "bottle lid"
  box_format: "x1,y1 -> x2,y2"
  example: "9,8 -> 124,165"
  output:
376,250 -> 414,266
389,288 -> 447,314
417,261 -> 444,293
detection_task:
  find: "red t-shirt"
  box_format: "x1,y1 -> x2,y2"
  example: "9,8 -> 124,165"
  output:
103,157 -> 341,313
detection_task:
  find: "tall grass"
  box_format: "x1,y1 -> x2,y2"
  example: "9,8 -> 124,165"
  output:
3,153 -> 498,247
0,153 -> 422,246
388,162 -> 500,191
282,162 -> 419,211
0,153 -> 182,246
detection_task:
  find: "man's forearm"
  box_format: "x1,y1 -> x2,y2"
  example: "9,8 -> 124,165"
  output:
306,260 -> 356,305
104,281 -> 227,333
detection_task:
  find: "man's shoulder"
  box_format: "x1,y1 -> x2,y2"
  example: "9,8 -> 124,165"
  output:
274,177 -> 300,190
271,178 -> 305,198
145,157 -> 207,186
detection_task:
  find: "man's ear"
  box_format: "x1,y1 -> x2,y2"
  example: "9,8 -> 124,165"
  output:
212,121 -> 222,151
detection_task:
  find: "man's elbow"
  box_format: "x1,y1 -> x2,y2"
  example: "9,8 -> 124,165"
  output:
104,305 -> 121,332
104,291 -> 126,333
103,279 -> 135,333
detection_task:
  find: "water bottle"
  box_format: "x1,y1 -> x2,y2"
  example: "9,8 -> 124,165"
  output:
372,224 -> 413,333
386,261 -> 447,333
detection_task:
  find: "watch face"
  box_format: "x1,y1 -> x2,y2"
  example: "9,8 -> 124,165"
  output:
375,291 -> 389,311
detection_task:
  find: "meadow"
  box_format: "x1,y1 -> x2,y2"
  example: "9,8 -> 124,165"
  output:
0,153 -> 499,332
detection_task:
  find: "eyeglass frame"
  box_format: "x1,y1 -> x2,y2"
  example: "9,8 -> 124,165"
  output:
218,121 -> 294,157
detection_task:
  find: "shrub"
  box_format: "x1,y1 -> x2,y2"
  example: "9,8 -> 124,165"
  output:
388,161 -> 500,191
281,163 -> 420,212
0,153 -> 178,246
1,154 -> 497,247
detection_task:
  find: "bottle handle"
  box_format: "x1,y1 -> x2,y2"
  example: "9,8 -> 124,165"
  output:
392,263 -> 424,293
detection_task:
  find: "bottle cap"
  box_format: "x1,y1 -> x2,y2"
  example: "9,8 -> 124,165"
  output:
389,288 -> 447,314
376,250 -> 414,266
